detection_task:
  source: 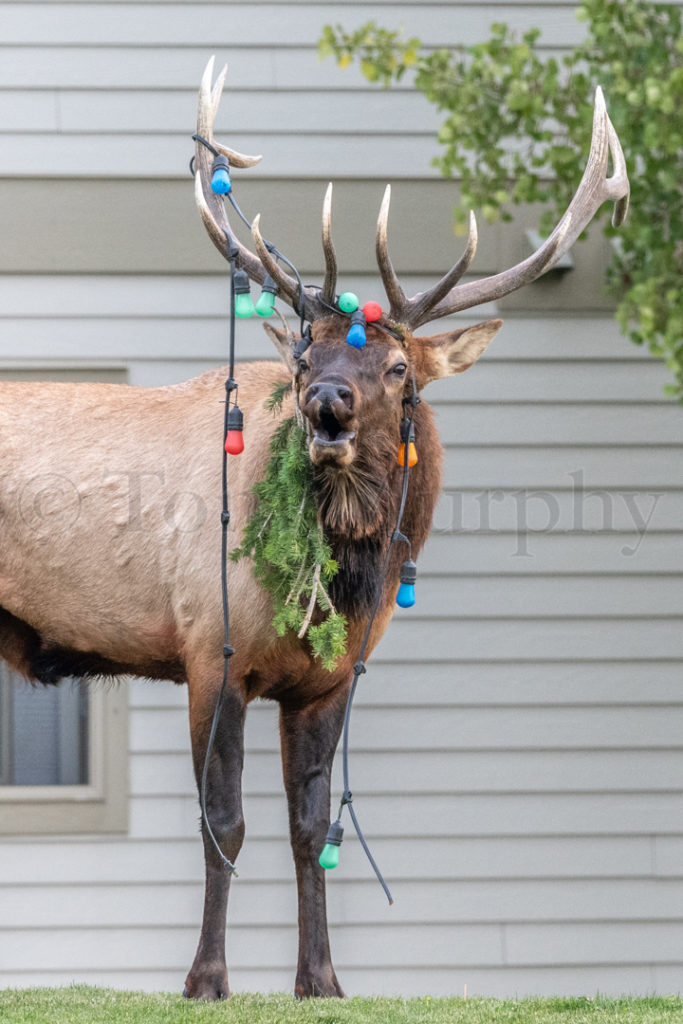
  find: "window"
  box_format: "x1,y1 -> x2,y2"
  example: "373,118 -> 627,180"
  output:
0,366 -> 129,834
0,672 -> 89,786
0,673 -> 128,835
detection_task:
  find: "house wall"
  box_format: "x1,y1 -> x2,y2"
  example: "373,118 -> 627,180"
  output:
1,0 -> 682,998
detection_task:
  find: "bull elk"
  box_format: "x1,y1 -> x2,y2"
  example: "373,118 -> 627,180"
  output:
0,58 -> 628,999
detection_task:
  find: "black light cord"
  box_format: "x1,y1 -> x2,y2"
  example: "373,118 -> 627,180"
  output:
226,192 -> 306,336
199,236 -> 240,876
333,379 -> 419,905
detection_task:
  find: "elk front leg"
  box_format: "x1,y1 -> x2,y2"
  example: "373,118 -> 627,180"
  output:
279,688 -> 348,999
184,674 -> 246,1001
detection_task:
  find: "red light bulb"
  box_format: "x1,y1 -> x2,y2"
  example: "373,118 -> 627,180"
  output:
362,301 -> 382,323
225,430 -> 244,455
225,405 -> 245,455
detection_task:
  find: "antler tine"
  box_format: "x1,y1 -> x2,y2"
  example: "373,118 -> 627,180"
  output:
197,58 -> 329,326
321,183 -> 338,305
251,214 -> 302,307
376,185 -> 409,321
401,211 -> 479,328
202,60 -> 260,170
605,105 -> 629,227
421,86 -> 630,323
195,57 -> 266,281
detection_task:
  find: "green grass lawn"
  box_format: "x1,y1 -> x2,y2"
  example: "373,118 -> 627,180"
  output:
0,989 -> 682,1024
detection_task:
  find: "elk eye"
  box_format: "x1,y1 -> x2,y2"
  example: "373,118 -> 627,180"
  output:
391,363 -> 407,377
297,359 -> 309,374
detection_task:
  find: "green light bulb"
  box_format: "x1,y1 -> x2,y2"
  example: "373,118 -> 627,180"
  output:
338,292 -> 359,313
255,290 -> 276,317
234,291 -> 255,318
319,819 -> 343,870
319,843 -> 341,870
255,273 -> 279,317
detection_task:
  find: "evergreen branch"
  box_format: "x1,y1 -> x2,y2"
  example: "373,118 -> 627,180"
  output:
264,379 -> 294,413
231,384 -> 349,670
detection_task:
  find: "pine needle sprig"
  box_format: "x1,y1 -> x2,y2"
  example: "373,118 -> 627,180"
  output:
264,379 -> 293,413
230,390 -> 348,670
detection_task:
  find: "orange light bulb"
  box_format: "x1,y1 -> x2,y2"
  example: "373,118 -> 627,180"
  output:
398,441 -> 418,468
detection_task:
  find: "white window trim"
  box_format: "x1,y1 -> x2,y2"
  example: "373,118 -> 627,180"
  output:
0,684 -> 128,835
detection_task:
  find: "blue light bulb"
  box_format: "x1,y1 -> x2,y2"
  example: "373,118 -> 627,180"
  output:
346,309 -> 367,348
346,323 -> 366,348
210,154 -> 231,194
211,168 -> 231,194
396,582 -> 416,608
396,560 -> 417,608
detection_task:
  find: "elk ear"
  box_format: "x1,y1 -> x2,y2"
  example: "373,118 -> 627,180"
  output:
263,321 -> 299,372
410,318 -> 503,388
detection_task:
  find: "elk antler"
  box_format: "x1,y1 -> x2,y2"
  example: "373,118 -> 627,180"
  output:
377,87 -> 630,330
194,57 -> 332,323
250,184 -> 337,310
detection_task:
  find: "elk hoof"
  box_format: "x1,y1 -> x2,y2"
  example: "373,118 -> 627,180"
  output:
183,968 -> 229,1001
294,970 -> 345,999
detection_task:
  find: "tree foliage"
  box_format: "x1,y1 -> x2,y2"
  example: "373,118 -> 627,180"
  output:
319,1 -> 683,399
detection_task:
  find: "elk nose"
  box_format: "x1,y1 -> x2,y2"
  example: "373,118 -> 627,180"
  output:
305,382 -> 354,413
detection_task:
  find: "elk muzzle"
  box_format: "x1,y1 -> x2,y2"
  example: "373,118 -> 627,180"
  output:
302,381 -> 357,467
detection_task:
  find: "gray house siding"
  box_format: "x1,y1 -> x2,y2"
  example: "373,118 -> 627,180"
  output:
1,0 -> 682,998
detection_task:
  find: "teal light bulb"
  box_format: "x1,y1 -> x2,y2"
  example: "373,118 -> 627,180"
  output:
255,290 -> 276,317
338,292 -> 359,313
255,274 -> 279,317
234,291 -> 255,318
233,268 -> 255,318
319,843 -> 341,870
319,819 -> 344,870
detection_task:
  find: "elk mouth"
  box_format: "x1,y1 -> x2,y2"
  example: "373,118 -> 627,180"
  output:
309,409 -> 356,466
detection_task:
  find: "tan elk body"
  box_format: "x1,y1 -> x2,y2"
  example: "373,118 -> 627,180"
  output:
0,60 -> 628,999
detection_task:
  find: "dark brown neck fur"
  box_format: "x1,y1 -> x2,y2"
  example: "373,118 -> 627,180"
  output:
316,400 -> 442,620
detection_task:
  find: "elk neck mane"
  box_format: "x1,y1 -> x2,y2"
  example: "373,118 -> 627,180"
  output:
313,399 -> 442,620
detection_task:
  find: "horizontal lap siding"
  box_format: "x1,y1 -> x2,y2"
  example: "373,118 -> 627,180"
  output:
1,0 -> 683,1001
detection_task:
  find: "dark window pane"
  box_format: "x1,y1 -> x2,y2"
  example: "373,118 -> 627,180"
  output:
0,668 -> 89,786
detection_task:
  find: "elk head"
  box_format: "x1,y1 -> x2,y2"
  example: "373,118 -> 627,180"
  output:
194,57 -> 629,494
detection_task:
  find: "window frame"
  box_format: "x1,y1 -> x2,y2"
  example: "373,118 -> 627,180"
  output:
0,683 -> 128,835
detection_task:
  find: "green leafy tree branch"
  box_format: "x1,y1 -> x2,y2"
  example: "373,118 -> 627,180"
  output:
319,1 -> 683,399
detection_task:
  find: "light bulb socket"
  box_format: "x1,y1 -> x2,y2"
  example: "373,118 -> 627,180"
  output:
260,273 -> 279,297
227,405 -> 244,432
323,820 -> 344,847
293,328 -> 312,360
400,418 -> 415,444
232,268 -> 251,295
399,559 -> 417,586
